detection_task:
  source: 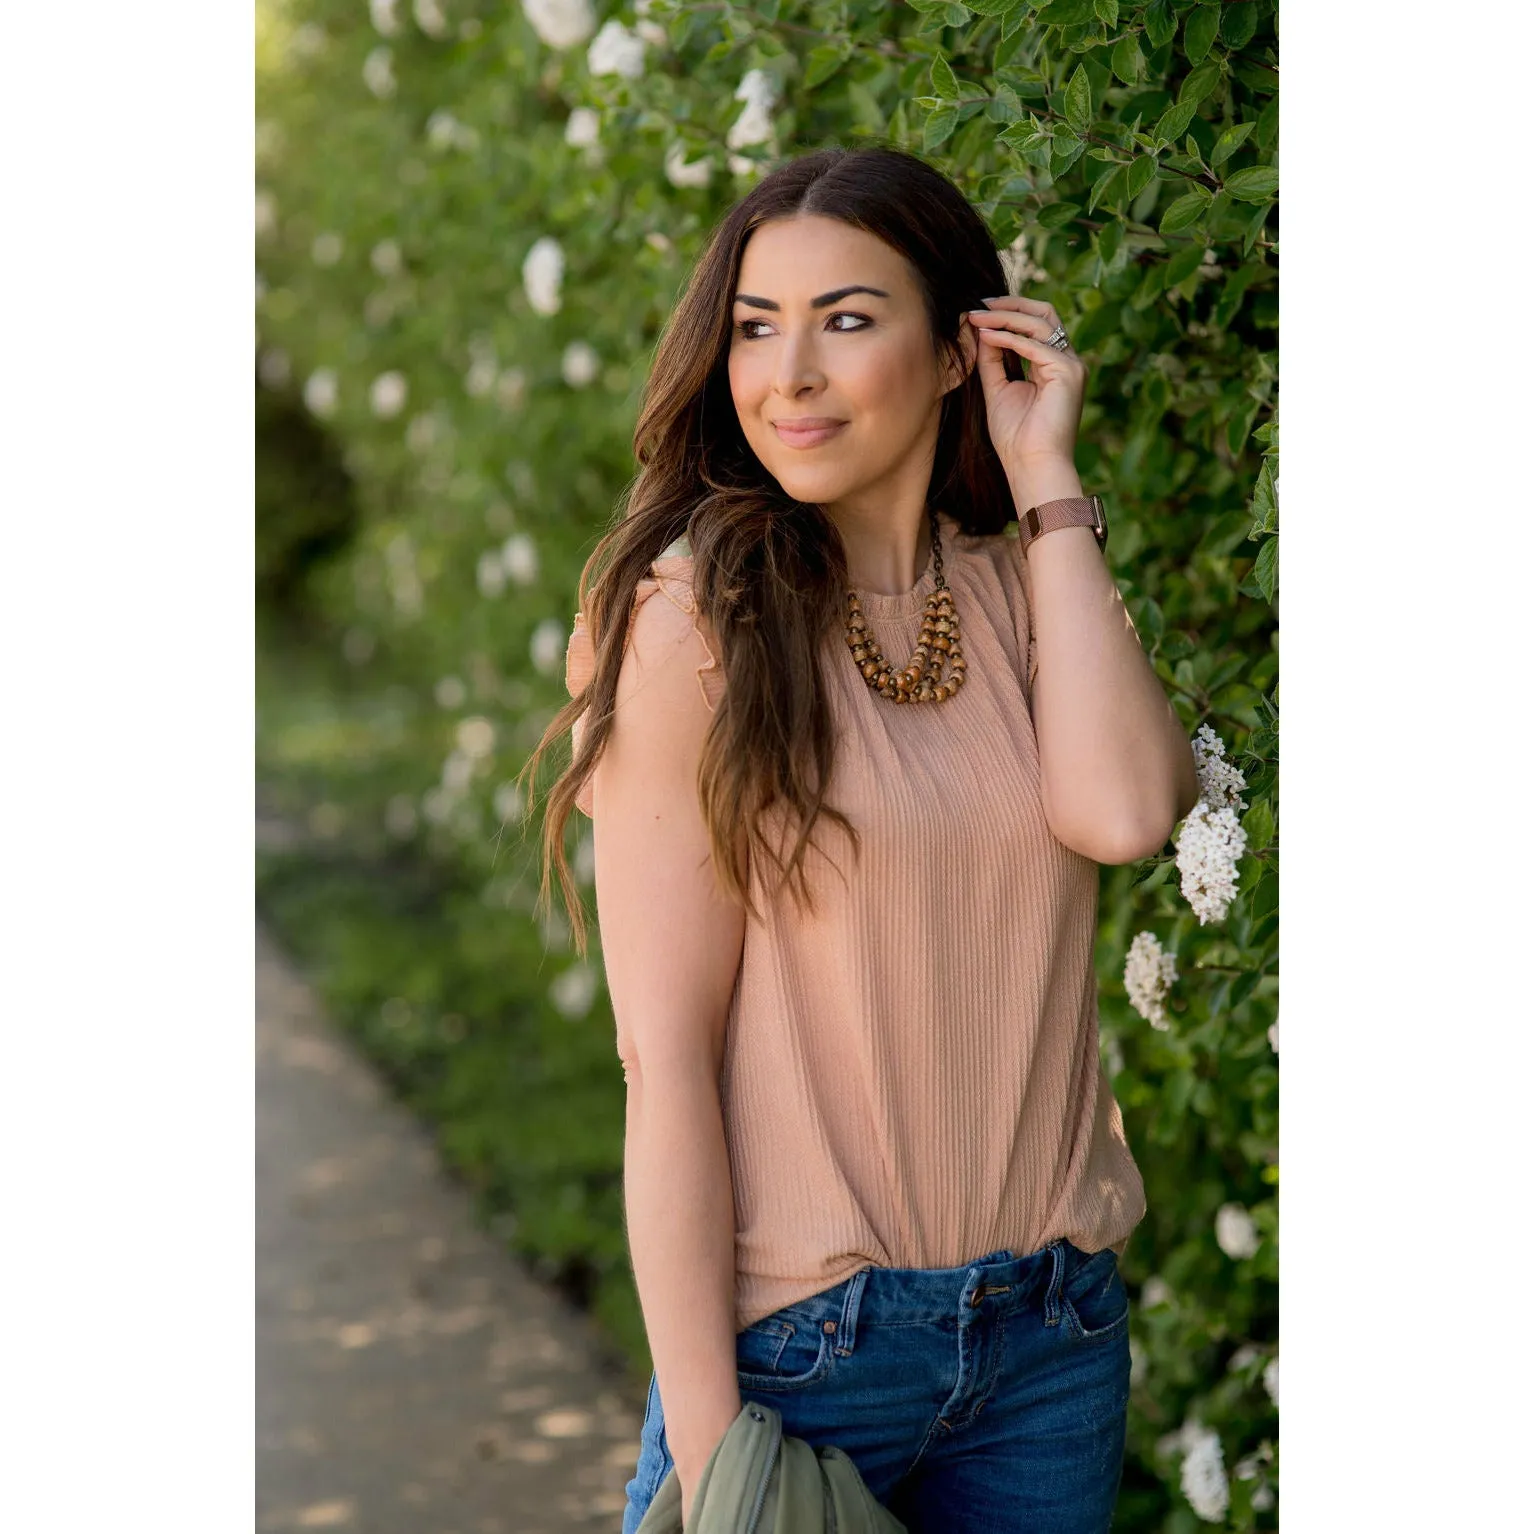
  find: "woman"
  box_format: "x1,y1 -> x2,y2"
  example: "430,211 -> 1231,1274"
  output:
529,145 -> 1199,1533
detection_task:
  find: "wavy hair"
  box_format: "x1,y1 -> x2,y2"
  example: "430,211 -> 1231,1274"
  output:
521,145 -> 1023,957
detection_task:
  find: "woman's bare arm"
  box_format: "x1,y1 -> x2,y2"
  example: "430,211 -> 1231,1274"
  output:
592,584 -> 746,1514
1008,455 -> 1201,864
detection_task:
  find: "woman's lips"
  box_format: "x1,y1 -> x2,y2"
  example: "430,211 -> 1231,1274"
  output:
772,421 -> 847,448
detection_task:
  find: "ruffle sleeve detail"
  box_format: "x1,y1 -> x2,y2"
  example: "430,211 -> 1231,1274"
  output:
562,553 -> 725,819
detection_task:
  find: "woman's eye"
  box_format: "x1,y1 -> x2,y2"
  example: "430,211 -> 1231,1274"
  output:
734,312 -> 870,340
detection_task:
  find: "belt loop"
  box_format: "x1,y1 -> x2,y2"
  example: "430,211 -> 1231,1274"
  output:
1043,1238 -> 1066,1328
835,1268 -> 868,1356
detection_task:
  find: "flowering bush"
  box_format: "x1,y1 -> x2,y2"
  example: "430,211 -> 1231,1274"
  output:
255,1 -> 1278,1526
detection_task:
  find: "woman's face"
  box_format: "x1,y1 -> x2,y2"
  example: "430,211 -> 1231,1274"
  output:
727,214 -> 969,520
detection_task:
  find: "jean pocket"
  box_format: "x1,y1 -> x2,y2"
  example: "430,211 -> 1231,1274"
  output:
1060,1244 -> 1130,1343
736,1315 -> 836,1391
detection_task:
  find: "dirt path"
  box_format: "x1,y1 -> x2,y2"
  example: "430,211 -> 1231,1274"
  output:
256,918 -> 642,1533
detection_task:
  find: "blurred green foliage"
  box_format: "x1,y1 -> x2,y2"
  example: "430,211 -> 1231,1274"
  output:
255,1 -> 1278,1525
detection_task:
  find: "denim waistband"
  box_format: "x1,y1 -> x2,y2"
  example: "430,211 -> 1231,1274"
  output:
764,1238 -> 1088,1348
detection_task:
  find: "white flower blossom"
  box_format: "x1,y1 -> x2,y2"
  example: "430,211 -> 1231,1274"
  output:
385,793 -> 419,839
441,750 -> 475,793
254,189 -> 277,239
1175,800 -> 1247,924
1227,1343 -> 1261,1373
502,532 -> 539,585
728,68 -> 779,150
405,411 -> 441,453
550,962 -> 599,1019
311,230 -> 344,267
645,231 -> 674,254
1124,930 -> 1178,1030
664,140 -> 714,189
495,367 -> 528,412
363,45 -> 397,98
290,23 -> 328,59
521,0 -> 595,51
370,0 -> 401,37
633,1 -> 668,46
456,716 -> 496,759
304,367 -> 339,418
465,354 -> 498,397
1140,1276 -> 1172,1308
564,106 -> 601,147
999,231 -> 1047,294
1191,724 -> 1248,812
1252,1484 -> 1275,1512
492,781 -> 525,824
1268,1018 -> 1279,1053
587,18 -> 646,78
476,548 -> 508,598
1215,1201 -> 1260,1260
522,235 -> 564,315
435,675 -> 468,710
413,0 -> 450,38
530,617 -> 568,676
370,239 -> 403,278
255,119 -> 286,164
257,348 -> 291,390
561,340 -> 600,388
1179,1422 -> 1230,1523
1263,1355 -> 1278,1408
370,370 -> 409,418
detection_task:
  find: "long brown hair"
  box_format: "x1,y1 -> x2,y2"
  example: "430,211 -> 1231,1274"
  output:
521,144 -> 1023,957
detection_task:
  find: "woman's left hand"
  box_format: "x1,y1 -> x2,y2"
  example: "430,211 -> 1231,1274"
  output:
963,294 -> 1087,477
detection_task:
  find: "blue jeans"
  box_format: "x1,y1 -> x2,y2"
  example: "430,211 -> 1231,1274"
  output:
622,1238 -> 1131,1534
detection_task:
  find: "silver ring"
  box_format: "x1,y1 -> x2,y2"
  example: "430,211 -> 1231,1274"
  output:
1045,325 -> 1070,351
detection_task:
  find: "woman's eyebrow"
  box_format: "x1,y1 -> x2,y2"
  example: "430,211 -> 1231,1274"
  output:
732,285 -> 891,311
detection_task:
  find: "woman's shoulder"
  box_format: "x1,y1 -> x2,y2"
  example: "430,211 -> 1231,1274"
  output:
563,541 -> 724,718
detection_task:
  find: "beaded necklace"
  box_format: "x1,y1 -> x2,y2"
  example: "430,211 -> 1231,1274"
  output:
843,504 -> 966,704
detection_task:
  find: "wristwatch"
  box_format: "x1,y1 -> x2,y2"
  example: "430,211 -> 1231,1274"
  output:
1020,495 -> 1108,555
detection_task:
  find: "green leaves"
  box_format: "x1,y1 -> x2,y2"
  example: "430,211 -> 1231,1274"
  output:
1242,797 -> 1275,853
1064,63 -> 1093,135
1252,533 -> 1279,603
923,103 -> 960,151
1210,121 -> 1255,167
1182,2 -> 1222,64
929,52 -> 958,100
803,43 -> 851,89
1224,165 -> 1280,202
1111,32 -> 1146,84
1159,186 -> 1211,234
1152,98 -> 1200,148
1144,0 -> 1178,50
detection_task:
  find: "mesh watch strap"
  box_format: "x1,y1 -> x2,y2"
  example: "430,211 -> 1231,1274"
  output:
1020,495 -> 1108,554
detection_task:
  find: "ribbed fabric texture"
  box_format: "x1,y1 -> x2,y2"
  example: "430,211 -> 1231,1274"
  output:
565,510 -> 1147,1333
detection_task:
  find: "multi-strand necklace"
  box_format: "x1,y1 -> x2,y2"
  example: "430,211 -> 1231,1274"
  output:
843,504 -> 966,704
